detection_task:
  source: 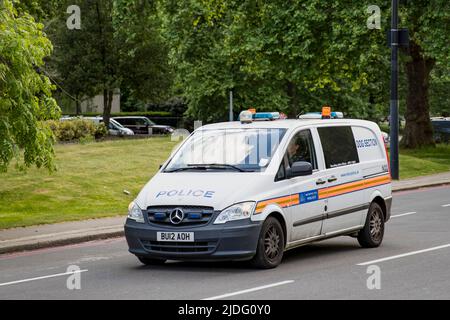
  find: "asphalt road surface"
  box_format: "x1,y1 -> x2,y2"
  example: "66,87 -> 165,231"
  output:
1,186 -> 450,300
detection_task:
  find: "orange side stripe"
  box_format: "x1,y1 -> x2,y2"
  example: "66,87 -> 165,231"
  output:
319,175 -> 390,199
255,174 -> 390,213
255,194 -> 300,214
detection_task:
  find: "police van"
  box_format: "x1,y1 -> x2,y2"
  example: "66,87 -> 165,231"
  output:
124,108 -> 392,268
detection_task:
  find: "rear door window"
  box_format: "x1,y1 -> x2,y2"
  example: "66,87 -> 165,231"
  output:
352,126 -> 384,162
318,126 -> 359,169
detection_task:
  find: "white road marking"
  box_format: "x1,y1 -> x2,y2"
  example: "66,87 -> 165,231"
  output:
391,212 -> 416,218
0,269 -> 88,287
442,204 -> 450,207
357,244 -> 450,266
202,280 -> 294,300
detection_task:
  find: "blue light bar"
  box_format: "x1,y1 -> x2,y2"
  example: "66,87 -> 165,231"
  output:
253,112 -> 280,121
154,212 -> 166,220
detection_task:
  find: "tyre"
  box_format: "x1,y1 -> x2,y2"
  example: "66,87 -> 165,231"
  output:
358,202 -> 385,248
138,257 -> 167,266
251,217 -> 285,269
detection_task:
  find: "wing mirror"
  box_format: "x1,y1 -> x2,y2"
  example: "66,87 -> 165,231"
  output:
286,161 -> 313,178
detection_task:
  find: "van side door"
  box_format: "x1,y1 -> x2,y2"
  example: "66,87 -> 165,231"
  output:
317,125 -> 366,235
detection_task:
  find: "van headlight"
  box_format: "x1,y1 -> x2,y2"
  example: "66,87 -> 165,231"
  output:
128,201 -> 144,223
214,202 -> 256,224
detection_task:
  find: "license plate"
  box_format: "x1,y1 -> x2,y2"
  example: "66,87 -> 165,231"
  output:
157,232 -> 194,242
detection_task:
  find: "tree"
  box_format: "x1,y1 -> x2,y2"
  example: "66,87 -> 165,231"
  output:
0,0 -> 60,171
46,0 -> 172,124
400,1 -> 450,147
161,0 -> 391,122
162,0 -> 449,148
429,64 -> 450,117
114,0 -> 173,104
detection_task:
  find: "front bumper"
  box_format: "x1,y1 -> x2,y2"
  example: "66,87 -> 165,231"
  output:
124,218 -> 262,261
385,196 -> 393,221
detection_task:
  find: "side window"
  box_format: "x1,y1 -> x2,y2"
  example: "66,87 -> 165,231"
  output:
117,118 -> 128,125
286,130 -> 317,169
352,126 -> 384,162
318,126 -> 359,169
136,118 -> 147,126
275,129 -> 317,181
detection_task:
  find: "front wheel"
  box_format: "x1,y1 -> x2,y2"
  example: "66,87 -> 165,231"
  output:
251,217 -> 285,269
358,202 -> 385,248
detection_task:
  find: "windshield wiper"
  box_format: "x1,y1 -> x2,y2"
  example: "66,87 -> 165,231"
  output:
164,166 -> 207,173
165,164 -> 249,173
189,163 -> 248,172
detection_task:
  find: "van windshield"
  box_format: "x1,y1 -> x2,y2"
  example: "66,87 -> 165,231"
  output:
165,128 -> 287,172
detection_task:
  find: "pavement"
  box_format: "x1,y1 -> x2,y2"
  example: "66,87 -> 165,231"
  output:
0,171 -> 449,255
0,185 -> 449,299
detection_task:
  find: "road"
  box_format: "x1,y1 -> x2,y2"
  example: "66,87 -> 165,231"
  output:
1,186 -> 450,300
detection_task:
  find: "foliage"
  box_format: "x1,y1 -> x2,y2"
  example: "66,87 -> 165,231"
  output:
161,0 -> 449,144
47,119 -> 107,142
0,0 -> 60,172
160,0 -> 391,122
429,63 -> 450,117
44,0 -> 173,118
64,111 -> 173,117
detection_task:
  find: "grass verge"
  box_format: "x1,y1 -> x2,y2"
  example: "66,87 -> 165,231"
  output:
399,144 -> 450,179
0,137 -> 178,229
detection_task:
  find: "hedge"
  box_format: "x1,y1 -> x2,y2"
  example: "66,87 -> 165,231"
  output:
65,111 -> 172,117
47,119 -> 108,142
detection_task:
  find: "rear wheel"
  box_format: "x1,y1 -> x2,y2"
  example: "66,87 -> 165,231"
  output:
138,257 -> 167,266
358,202 -> 385,248
251,217 -> 285,269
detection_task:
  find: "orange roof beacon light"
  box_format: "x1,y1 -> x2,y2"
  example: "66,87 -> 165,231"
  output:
321,106 -> 331,119
248,108 -> 257,114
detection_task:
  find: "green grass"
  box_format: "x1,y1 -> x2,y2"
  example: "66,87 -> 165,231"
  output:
399,144 -> 450,179
0,137 -> 178,229
0,139 -> 449,229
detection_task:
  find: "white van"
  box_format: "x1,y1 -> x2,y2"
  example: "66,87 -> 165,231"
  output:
124,111 -> 392,268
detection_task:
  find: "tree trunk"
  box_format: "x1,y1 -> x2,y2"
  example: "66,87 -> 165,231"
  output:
75,95 -> 81,115
402,41 -> 435,148
103,89 -> 113,128
286,81 -> 299,118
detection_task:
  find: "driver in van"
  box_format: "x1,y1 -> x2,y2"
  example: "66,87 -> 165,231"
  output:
287,136 -> 309,165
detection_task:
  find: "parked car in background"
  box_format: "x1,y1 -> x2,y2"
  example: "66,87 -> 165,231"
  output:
431,117 -> 450,143
84,117 -> 134,136
113,116 -> 174,135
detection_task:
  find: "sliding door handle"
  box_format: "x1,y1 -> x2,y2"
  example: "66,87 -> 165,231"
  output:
316,179 -> 326,185
327,176 -> 338,183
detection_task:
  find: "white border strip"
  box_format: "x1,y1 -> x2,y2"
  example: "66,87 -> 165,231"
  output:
391,212 -> 416,218
0,269 -> 88,287
357,244 -> 450,266
203,280 -> 294,300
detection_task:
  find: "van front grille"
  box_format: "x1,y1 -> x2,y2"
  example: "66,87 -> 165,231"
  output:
146,206 -> 215,226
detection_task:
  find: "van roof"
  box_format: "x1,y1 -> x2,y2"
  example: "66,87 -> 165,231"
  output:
198,119 -> 378,131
